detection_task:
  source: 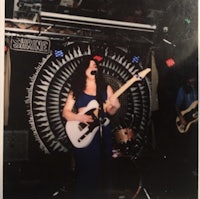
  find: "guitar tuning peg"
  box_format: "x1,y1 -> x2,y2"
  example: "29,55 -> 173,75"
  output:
136,73 -> 143,80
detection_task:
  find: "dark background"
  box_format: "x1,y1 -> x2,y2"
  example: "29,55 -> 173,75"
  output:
4,0 -> 198,198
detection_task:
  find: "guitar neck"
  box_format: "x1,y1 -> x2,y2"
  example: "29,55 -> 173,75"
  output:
112,68 -> 151,99
112,76 -> 138,99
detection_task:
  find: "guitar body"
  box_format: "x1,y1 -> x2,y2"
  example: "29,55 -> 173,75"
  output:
66,100 -> 110,148
176,100 -> 198,133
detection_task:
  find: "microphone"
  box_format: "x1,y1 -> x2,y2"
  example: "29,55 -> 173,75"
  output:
91,70 -> 97,75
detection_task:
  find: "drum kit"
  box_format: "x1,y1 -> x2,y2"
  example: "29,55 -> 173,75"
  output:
104,127 -> 145,199
112,127 -> 136,158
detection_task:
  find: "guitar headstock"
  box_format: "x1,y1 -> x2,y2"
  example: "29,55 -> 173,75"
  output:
135,68 -> 151,80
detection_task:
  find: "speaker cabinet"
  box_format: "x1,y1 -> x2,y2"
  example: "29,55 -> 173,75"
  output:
4,130 -> 29,161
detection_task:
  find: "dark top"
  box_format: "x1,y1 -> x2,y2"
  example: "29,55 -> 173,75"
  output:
73,91 -> 112,198
176,87 -> 197,110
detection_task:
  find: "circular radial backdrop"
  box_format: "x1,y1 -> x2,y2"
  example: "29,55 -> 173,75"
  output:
26,42 -> 151,156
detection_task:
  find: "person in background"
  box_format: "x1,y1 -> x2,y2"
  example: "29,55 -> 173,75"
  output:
175,74 -> 198,175
175,76 -> 197,127
62,55 -> 120,199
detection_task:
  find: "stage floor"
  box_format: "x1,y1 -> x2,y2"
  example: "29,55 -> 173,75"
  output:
3,143 -> 198,199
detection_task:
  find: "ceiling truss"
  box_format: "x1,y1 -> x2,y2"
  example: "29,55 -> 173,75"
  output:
5,11 -> 157,46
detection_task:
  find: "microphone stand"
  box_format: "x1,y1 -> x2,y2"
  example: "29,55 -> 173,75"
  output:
95,69 -> 108,192
95,71 -> 104,140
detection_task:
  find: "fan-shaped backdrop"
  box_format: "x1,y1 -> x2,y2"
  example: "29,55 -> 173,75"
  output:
26,42 -> 151,157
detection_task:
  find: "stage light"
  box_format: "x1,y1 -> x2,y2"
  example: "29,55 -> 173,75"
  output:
185,18 -> 191,24
54,50 -> 64,58
132,56 -> 140,63
165,58 -> 175,67
163,26 -> 168,33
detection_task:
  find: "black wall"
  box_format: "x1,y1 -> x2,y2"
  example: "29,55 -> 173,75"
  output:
7,50 -> 44,130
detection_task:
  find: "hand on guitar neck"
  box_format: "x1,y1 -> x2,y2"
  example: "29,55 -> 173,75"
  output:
105,95 -> 121,115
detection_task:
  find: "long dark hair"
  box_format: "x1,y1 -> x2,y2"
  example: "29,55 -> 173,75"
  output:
70,55 -> 107,100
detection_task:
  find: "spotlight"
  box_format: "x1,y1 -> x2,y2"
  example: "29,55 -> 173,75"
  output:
185,18 -> 191,24
132,56 -> 140,63
163,26 -> 168,33
54,50 -> 64,58
165,58 -> 175,67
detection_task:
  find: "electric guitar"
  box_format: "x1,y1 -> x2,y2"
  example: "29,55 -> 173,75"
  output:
66,68 -> 151,148
176,100 -> 198,133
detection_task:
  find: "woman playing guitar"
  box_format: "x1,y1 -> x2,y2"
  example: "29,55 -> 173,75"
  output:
62,55 -> 120,199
